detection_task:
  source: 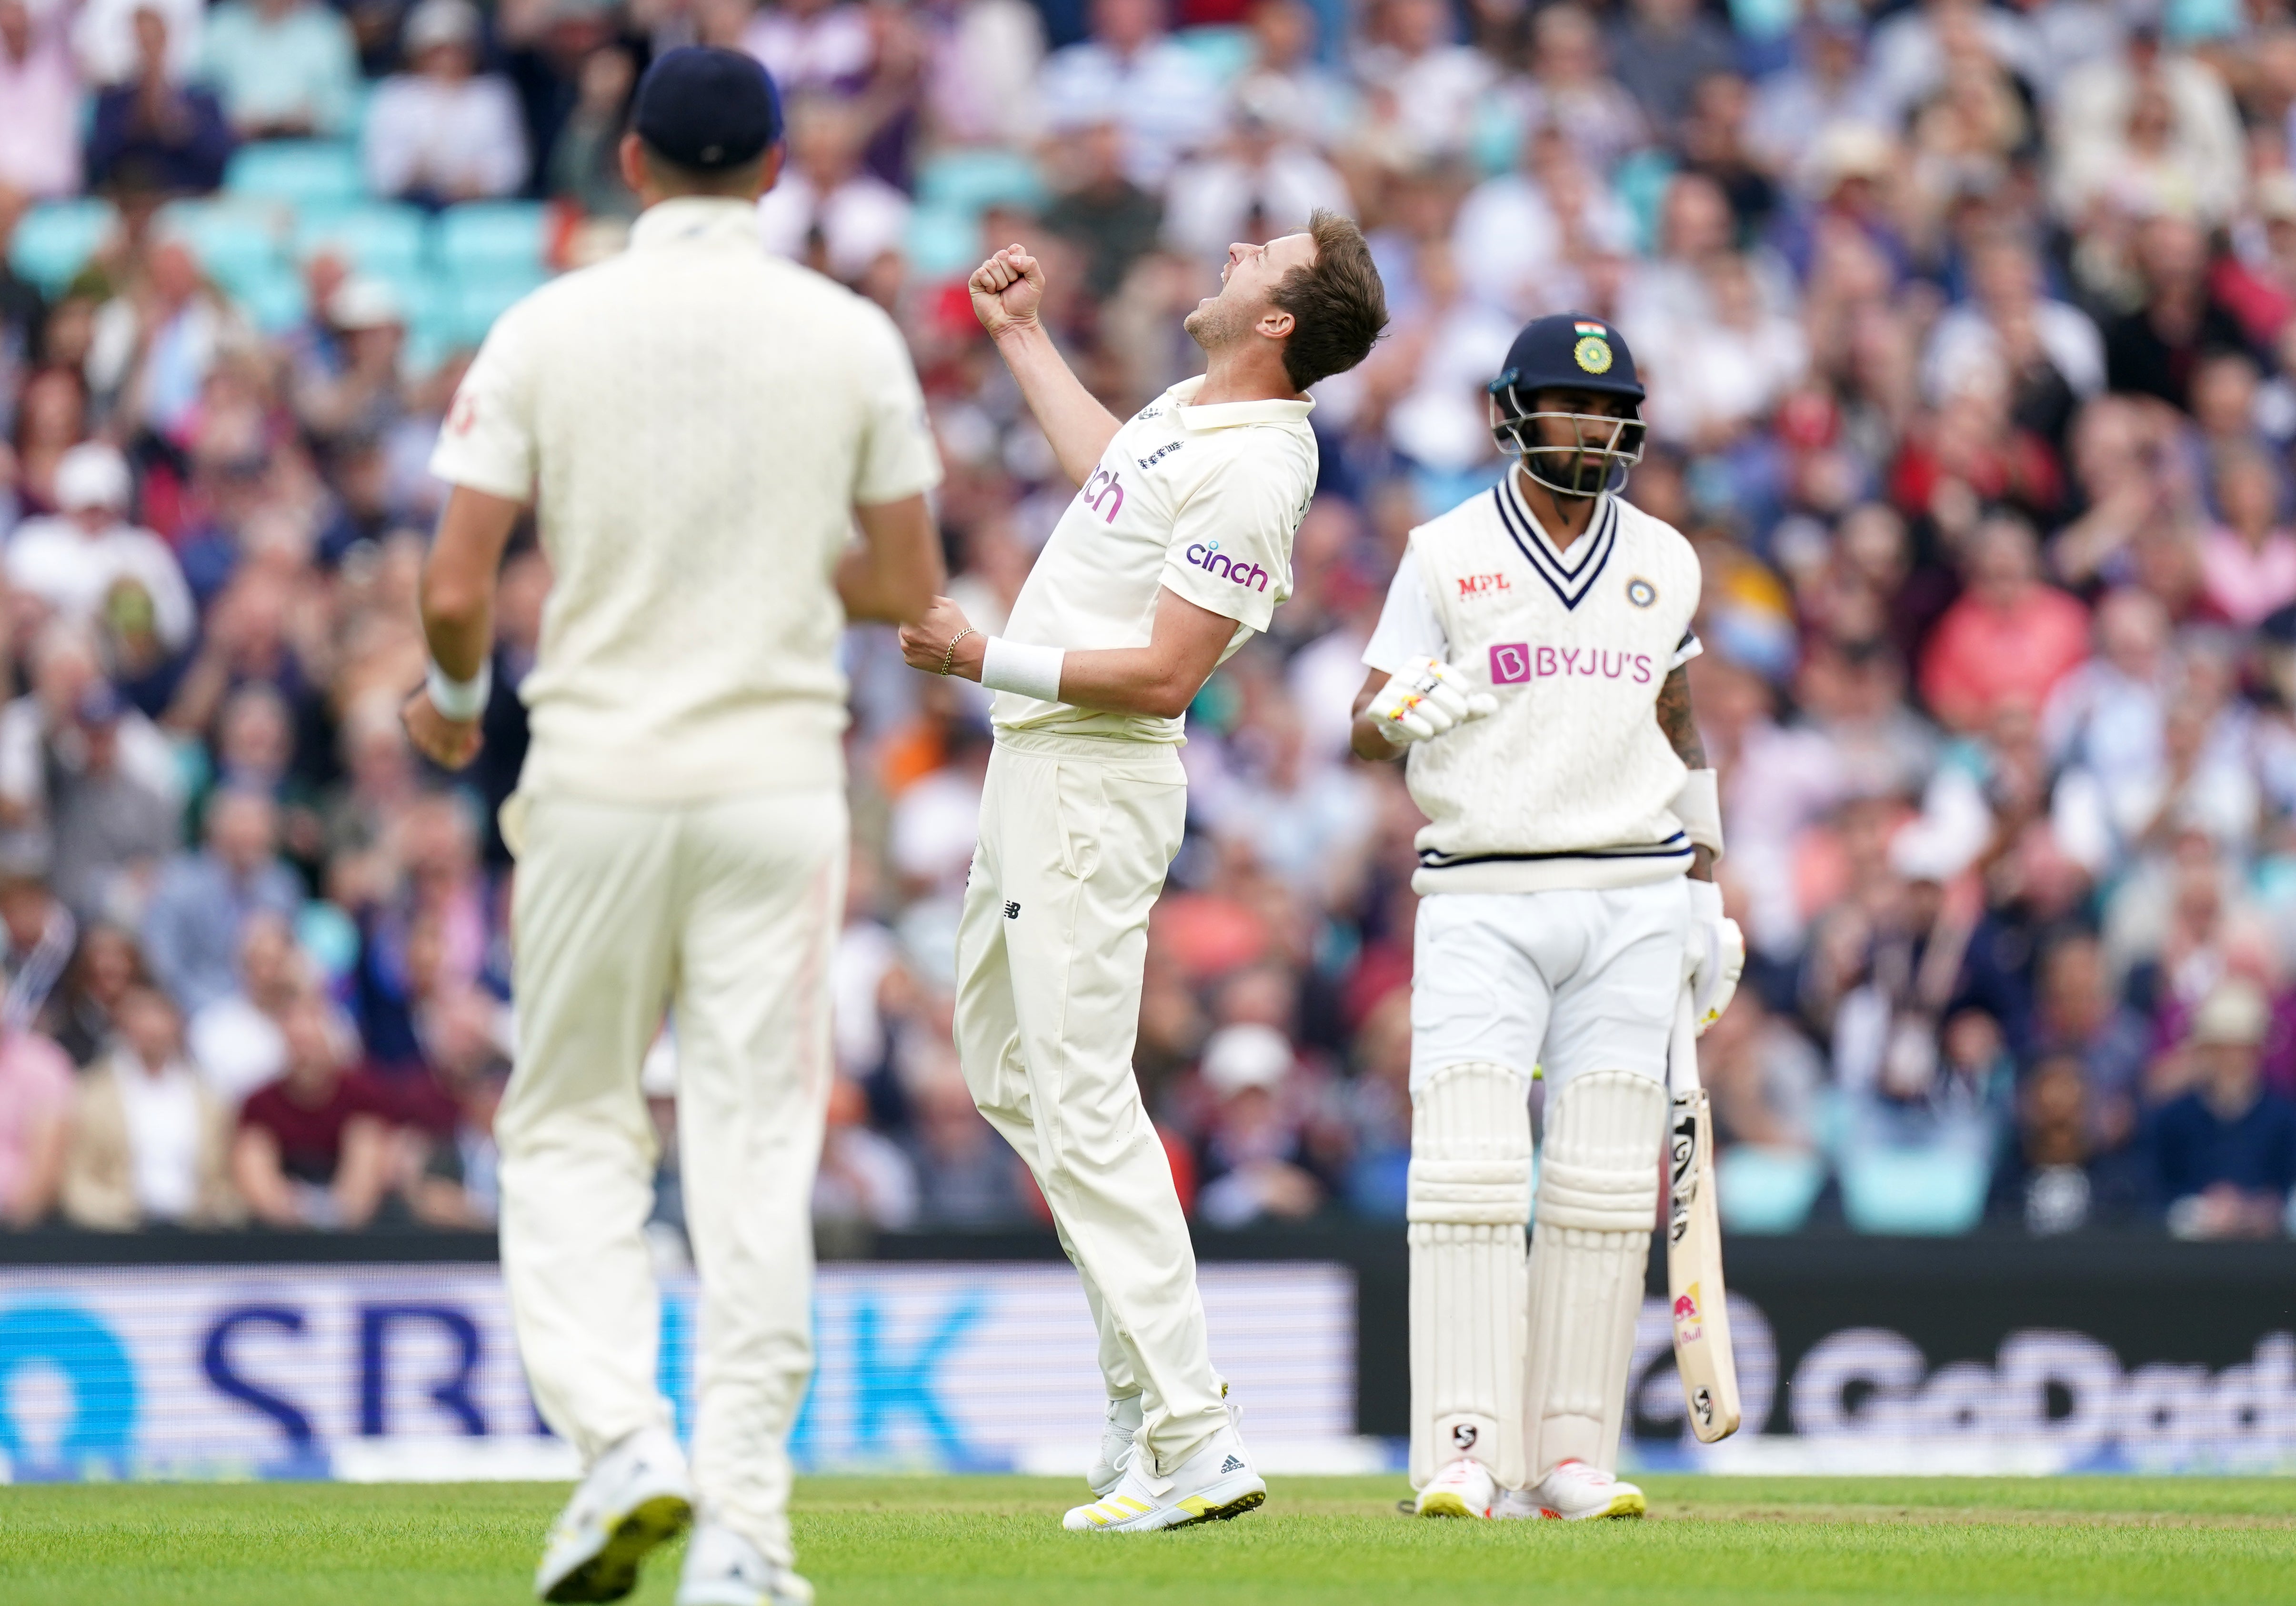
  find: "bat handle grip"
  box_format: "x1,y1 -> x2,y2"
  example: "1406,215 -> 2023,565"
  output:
1667,983 -> 1701,1097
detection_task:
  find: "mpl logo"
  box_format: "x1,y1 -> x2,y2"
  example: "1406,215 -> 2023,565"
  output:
1456,572 -> 1510,601
1184,540 -> 1271,593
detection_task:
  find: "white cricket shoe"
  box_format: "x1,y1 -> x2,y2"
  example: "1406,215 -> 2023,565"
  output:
1063,1422 -> 1265,1532
535,1425 -> 694,1602
674,1522 -> 813,1606
1525,1459 -> 1645,1521
1088,1394 -> 1144,1497
1413,1455 -> 1498,1519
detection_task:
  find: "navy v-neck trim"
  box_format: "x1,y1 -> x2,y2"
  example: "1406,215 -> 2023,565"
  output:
1493,479 -> 1616,611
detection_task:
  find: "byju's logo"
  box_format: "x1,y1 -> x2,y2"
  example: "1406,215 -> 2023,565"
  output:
1489,642 -> 1654,685
1184,540 -> 1270,592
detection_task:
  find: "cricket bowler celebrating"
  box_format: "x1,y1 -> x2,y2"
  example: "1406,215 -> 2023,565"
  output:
898,219 -> 1385,1531
1348,314 -> 1743,1521
405,49 -> 942,1604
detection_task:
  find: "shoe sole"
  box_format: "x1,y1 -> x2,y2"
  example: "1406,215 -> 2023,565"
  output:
1557,1490 -> 1646,1521
1414,1490 -> 1489,1519
543,1493 -> 693,1603
1074,1476 -> 1267,1533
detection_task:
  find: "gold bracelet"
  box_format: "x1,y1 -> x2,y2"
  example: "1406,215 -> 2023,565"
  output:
940,627 -> 977,676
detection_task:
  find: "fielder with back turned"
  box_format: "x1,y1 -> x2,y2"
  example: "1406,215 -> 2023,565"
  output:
1348,313 -> 1745,1521
403,48 -> 942,1605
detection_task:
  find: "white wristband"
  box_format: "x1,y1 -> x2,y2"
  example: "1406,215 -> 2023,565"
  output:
1673,766 -> 1724,858
979,637 -> 1065,703
426,658 -> 493,722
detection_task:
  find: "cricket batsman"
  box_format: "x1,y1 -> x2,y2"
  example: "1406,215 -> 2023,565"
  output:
897,218 -> 1386,1531
404,49 -> 942,1604
1348,314 -> 1743,1520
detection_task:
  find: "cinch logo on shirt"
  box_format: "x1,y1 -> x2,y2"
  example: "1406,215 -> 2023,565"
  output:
1489,642 -> 1655,685
1184,540 -> 1270,592
1079,467 -> 1125,524
1457,572 -> 1511,600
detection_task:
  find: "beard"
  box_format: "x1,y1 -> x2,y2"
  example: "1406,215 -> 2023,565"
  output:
1184,295 -> 1249,352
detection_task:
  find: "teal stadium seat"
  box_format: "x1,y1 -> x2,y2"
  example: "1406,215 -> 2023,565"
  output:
1715,1145 -> 1826,1235
433,202 -> 549,278
232,265 -> 310,335
297,203 -> 427,287
224,140 -> 366,211
9,199 -> 118,293
439,269 -> 547,349
156,200 -> 285,303
915,149 -> 1048,218
1838,1145 -> 1991,1236
1168,24 -> 1256,86
905,206 -> 981,281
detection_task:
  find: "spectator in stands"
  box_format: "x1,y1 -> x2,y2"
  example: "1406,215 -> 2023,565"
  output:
361,0 -> 528,205
197,0 -> 362,140
1035,0 -> 1223,187
2200,447 -> 2296,628
544,41 -> 640,221
185,909 -> 300,1104
1193,1023 -> 1326,1226
905,1066 -> 1027,1225
85,6 -> 236,196
1605,0 -> 1735,142
1040,119 -> 1164,301
1918,514 -> 2091,733
42,921 -> 145,1065
42,682 -> 180,921
812,1074 -> 918,1230
743,0 -> 874,101
141,787 -> 302,1015
2101,212 -> 2254,412
0,1022 -> 71,1223
754,91 -> 912,285
291,277 -> 409,446
231,988 -> 393,1229
0,0 -> 85,198
1992,1053 -> 2151,1235
0,867 -> 77,1034
6,442 -> 196,655
61,984 -> 240,1228
2149,979 -> 2296,1237
402,984 -> 507,1227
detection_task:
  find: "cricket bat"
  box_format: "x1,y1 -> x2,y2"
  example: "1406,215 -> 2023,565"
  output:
1666,985 -> 1741,1443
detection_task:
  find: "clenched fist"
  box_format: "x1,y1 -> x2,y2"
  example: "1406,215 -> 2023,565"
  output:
1367,656 -> 1498,745
970,245 -> 1045,341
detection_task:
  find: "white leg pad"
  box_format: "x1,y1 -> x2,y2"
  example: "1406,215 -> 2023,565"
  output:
1524,1068 -> 1666,1479
1407,1061 -> 1531,1490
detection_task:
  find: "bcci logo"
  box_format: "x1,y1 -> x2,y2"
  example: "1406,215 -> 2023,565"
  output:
1574,335 -> 1613,375
1627,577 -> 1656,608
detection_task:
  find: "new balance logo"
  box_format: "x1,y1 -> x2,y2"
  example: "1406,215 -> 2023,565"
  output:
1219,1455 -> 1244,1475
1003,901 -> 1021,920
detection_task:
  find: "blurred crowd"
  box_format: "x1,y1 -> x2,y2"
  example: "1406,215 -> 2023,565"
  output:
3,0 -> 2296,1241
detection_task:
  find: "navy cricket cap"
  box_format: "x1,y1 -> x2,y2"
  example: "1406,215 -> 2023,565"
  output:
1488,312 -> 1645,403
631,47 -> 783,171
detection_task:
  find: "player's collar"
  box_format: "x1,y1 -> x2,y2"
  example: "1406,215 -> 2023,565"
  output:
630,197 -> 766,252
1170,375 -> 1315,429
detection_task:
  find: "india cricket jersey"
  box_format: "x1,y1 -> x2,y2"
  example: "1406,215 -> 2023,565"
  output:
991,375 -> 1317,744
1364,472 -> 1704,894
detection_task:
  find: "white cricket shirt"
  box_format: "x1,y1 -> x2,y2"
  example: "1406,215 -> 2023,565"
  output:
993,375 -> 1316,743
430,197 -> 942,807
1364,472 -> 1704,893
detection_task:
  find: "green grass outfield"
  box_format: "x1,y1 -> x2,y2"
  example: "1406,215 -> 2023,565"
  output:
2,1475 -> 2293,1606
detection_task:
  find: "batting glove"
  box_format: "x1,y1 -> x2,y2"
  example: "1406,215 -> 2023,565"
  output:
1684,878 -> 1745,1035
1368,657 -> 1498,745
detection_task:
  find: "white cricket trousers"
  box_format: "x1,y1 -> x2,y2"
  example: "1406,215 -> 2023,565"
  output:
497,785 -> 845,1569
952,731 -> 1229,1472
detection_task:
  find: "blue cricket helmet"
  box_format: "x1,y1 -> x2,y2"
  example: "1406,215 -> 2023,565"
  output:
1487,312 -> 1646,497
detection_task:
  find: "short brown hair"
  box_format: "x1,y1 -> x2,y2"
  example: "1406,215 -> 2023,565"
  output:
1269,211 -> 1388,392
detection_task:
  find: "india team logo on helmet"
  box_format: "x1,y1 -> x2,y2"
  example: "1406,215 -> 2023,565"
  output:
1489,313 -> 1646,499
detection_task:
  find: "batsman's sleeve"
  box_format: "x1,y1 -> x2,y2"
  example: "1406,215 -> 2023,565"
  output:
1157,434 -> 1312,634
852,302 -> 943,507
428,300 -> 539,501
1361,543 -> 1449,673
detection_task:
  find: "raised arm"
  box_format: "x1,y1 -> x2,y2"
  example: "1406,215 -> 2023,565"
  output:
898,586 -> 1235,720
971,246 -> 1123,485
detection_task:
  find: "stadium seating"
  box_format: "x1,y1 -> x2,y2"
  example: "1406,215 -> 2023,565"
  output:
223,140 -> 366,213
1716,1145 -> 1826,1234
916,150 -> 1049,218
296,203 -> 428,288
1837,1145 -> 1992,1236
9,199 -> 118,293
156,200 -> 286,302
433,202 -> 551,279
